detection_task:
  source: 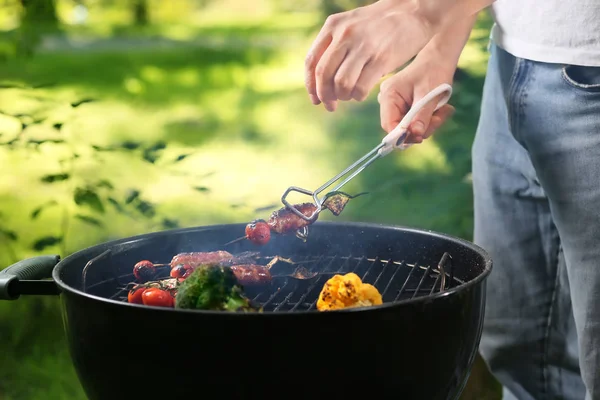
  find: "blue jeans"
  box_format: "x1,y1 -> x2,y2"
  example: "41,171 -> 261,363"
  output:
473,42 -> 600,400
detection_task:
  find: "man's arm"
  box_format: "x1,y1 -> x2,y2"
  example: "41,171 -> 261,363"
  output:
416,12 -> 479,71
413,0 -> 492,37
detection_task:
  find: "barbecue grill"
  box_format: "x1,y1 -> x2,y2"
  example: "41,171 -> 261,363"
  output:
0,221 -> 492,400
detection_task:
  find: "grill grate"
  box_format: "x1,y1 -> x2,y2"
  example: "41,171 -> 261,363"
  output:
85,252 -> 459,312
250,253 -> 458,311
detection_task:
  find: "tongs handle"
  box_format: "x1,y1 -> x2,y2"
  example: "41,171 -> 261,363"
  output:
378,83 -> 452,157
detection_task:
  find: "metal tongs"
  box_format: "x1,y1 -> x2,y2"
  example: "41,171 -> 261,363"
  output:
281,83 -> 453,222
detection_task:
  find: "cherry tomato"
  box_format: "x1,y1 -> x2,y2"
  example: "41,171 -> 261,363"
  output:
170,264 -> 192,279
141,288 -> 174,308
133,260 -> 156,282
127,287 -> 145,304
245,220 -> 271,245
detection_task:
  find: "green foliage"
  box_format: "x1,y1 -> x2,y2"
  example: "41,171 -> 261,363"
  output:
0,84 -> 218,260
0,296 -> 86,400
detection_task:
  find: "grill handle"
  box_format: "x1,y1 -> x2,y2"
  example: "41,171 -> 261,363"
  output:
0,255 -> 61,300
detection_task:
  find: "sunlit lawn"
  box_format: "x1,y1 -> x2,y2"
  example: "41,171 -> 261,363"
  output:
0,8 -> 498,400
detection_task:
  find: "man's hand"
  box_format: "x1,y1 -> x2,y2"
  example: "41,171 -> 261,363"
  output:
378,58 -> 456,144
376,12 -> 479,143
304,0 -> 492,112
304,0 -> 434,112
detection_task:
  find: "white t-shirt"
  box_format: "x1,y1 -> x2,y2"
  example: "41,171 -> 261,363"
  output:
489,0 -> 600,66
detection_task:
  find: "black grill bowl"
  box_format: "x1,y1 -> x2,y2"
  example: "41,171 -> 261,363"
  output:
1,222 -> 492,400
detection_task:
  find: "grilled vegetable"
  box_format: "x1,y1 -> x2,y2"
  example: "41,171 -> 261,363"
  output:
321,191 -> 368,216
316,272 -> 382,311
174,264 -> 260,312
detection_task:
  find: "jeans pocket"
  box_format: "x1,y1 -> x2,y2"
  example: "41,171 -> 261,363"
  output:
561,65 -> 600,93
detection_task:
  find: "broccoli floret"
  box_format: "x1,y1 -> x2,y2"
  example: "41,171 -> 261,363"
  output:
175,264 -> 260,312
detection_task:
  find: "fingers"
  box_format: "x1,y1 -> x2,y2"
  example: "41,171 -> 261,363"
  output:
423,104 -> 455,138
333,50 -> 371,101
305,29 -> 333,106
378,88 -> 409,134
351,59 -> 383,102
407,89 -> 446,138
408,104 -> 455,143
315,42 -> 348,112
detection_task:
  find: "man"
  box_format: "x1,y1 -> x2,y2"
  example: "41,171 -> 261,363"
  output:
304,0 -> 600,399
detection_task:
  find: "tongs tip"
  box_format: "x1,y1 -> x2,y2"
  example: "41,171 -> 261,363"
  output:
281,186 -> 321,222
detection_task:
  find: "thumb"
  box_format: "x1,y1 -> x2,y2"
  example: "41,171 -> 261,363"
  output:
407,86 -> 448,138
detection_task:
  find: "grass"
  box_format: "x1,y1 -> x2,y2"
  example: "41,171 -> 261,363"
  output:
0,5 -> 500,400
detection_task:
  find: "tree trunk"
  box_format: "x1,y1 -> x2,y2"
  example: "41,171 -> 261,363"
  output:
20,0 -> 59,28
132,0 -> 149,26
17,0 -> 59,57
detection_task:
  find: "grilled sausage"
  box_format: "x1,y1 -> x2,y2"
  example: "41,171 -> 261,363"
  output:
230,264 -> 272,285
267,203 -> 318,234
170,251 -> 234,269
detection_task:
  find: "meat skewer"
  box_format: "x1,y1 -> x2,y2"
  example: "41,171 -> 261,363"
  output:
267,203 -> 318,234
169,254 -> 296,283
225,191 -> 368,246
132,251 -> 260,282
129,255 -> 314,288
230,264 -> 273,285
227,256 -> 319,285
170,251 -> 235,268
228,256 -> 299,284
174,255 -> 309,286
231,265 -> 321,285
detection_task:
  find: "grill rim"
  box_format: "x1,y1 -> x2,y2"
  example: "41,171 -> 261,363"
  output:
52,221 -> 493,316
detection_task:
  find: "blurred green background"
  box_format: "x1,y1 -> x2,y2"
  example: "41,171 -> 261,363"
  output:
0,0 -> 500,399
